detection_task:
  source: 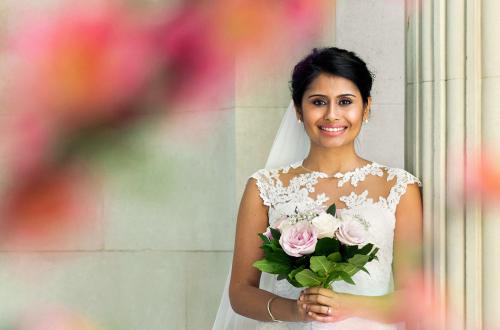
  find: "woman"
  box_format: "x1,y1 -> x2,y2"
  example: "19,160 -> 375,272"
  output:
213,47 -> 423,329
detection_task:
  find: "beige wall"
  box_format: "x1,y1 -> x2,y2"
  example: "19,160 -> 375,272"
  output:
336,0 -> 407,169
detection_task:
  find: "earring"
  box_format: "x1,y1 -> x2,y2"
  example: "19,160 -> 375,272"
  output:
364,118 -> 369,124
297,119 -> 302,123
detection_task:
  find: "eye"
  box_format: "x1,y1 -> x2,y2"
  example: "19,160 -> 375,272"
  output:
312,99 -> 327,106
338,98 -> 352,106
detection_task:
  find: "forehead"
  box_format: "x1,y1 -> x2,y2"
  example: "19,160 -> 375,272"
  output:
304,73 -> 360,96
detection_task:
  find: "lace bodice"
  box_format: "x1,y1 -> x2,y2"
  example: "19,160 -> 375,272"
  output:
249,160 -> 422,330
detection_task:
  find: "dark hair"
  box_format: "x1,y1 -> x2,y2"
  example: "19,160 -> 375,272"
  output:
290,47 -> 374,112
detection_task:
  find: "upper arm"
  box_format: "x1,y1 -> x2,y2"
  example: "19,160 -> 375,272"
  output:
229,177 -> 270,298
392,182 -> 423,290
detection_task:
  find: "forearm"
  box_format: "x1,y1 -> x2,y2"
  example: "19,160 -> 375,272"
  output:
230,284 -> 301,322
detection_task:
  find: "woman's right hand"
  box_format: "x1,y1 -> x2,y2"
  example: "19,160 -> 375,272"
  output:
295,296 -> 328,322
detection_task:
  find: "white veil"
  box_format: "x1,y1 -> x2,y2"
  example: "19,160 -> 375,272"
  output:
212,101 -> 309,330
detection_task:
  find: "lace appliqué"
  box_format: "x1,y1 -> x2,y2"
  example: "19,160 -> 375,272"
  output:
250,162 -> 328,211
338,168 -> 422,213
339,190 -> 373,209
336,163 -> 384,187
384,167 -> 422,213
251,162 -> 422,215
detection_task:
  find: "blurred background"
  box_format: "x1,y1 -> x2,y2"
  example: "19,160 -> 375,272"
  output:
0,0 -> 498,329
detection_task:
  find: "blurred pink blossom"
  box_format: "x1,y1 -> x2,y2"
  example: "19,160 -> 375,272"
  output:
0,163 -> 98,250
7,2 -> 156,129
0,0 -> 327,249
465,147 -> 500,204
18,306 -> 101,330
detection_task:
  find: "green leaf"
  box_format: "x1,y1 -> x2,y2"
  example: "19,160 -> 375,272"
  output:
266,249 -> 292,265
289,265 -> 306,280
325,271 -> 343,284
253,260 -> 290,275
348,254 -> 370,268
326,203 -> 337,217
277,273 -> 287,281
287,265 -> 306,287
295,269 -> 323,287
287,277 -> 303,288
359,266 -> 369,274
314,237 -> 340,256
338,271 -> 356,285
342,245 -> 358,259
327,252 -> 342,262
270,238 -> 283,252
334,263 -> 358,277
258,233 -> 271,244
310,256 -> 333,276
292,255 -> 310,268
368,247 -> 380,261
262,244 -> 274,255
358,243 -> 374,255
269,227 -> 281,241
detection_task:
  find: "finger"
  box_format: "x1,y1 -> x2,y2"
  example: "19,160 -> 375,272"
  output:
303,287 -> 335,298
298,301 -> 313,314
306,311 -> 336,322
301,294 -> 331,305
306,303 -> 333,316
303,287 -> 320,295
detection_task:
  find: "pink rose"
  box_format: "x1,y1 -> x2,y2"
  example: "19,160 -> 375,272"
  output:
263,227 -> 273,240
335,214 -> 367,246
279,222 -> 318,257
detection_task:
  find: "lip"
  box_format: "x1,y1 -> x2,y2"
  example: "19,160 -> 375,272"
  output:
318,125 -> 348,137
320,124 -> 347,128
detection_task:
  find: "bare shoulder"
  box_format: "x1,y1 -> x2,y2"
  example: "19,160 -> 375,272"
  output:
394,167 -> 422,213
392,169 -> 423,287
397,181 -> 422,210
242,176 -> 267,208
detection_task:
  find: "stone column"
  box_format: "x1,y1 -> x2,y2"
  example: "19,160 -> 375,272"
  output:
406,0 -> 500,328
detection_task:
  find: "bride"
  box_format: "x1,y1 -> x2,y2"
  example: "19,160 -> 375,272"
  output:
213,47 -> 423,329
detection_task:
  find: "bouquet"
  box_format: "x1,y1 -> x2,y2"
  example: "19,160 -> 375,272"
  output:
253,204 -> 379,288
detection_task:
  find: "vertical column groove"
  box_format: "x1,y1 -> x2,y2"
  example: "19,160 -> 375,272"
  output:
464,0 -> 483,329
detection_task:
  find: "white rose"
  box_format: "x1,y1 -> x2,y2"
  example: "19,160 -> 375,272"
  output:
336,211 -> 368,246
311,213 -> 341,239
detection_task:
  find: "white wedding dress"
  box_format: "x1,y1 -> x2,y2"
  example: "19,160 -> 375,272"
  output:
212,101 -> 422,330
223,159 -> 421,330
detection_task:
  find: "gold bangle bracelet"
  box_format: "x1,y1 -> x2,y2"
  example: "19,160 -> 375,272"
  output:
266,296 -> 283,322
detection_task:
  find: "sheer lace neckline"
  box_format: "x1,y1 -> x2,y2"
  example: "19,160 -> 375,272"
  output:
289,159 -> 380,179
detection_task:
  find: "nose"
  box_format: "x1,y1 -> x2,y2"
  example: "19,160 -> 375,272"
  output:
324,103 -> 340,121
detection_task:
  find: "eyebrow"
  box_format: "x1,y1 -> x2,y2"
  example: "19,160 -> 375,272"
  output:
307,93 -> 356,98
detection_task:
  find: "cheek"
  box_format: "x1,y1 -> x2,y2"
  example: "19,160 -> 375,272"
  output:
345,109 -> 364,125
303,112 -> 321,126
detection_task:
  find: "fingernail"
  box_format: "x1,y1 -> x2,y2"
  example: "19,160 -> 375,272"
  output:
308,312 -> 312,316
302,304 -> 306,309
299,296 -> 303,301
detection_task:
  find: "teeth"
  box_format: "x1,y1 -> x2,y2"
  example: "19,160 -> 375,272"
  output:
321,126 -> 346,132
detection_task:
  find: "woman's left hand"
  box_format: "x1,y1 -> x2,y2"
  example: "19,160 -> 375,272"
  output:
298,287 -> 357,323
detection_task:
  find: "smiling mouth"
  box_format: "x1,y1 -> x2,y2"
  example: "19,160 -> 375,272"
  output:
319,126 -> 347,132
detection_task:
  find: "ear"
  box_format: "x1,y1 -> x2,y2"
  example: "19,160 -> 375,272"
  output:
295,105 -> 303,121
363,96 -> 372,121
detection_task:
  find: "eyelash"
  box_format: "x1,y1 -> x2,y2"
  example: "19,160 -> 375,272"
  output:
312,99 -> 352,106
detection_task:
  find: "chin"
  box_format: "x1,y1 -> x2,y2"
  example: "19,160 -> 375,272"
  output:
314,140 -> 352,149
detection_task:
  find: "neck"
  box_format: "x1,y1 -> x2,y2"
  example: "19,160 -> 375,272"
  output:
302,142 -> 367,174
